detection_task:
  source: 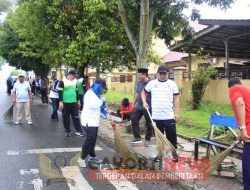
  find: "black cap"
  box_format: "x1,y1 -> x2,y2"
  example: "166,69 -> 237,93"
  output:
138,68 -> 148,74
157,65 -> 169,73
68,70 -> 76,75
95,78 -> 108,90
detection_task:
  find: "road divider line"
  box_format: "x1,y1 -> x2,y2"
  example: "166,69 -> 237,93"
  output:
7,146 -> 103,156
61,166 -> 93,190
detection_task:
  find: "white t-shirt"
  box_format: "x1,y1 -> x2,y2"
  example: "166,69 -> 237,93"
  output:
81,90 -> 103,127
13,81 -> 31,103
49,80 -> 59,99
145,79 -> 179,120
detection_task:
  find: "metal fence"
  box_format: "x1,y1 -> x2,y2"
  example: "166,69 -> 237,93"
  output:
111,75 -> 133,83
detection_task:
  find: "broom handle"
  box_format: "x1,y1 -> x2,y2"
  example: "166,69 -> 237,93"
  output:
146,108 -> 154,125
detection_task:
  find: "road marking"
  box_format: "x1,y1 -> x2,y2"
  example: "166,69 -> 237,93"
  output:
20,169 -> 39,176
61,166 -> 93,190
7,146 -> 103,155
99,170 -> 139,190
29,178 -> 43,190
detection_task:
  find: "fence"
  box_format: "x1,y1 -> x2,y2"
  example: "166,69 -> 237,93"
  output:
111,75 -> 133,83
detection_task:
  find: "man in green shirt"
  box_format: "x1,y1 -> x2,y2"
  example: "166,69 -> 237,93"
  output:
58,70 -> 84,137
76,74 -> 84,111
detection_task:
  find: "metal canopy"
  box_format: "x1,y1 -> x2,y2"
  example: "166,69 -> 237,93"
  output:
169,19 -> 250,59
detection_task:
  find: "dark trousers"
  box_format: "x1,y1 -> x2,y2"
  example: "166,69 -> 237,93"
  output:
62,103 -> 82,133
36,86 -> 40,93
51,98 -> 59,119
7,86 -> 12,95
79,94 -> 84,111
40,88 -> 48,104
81,126 -> 98,159
243,143 -> 250,190
131,108 -> 153,141
154,119 -> 177,149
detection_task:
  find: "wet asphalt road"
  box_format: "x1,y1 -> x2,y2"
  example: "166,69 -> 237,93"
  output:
0,83 -> 176,190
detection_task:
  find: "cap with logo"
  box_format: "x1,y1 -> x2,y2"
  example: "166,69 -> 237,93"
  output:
68,70 -> 76,75
157,65 -> 169,73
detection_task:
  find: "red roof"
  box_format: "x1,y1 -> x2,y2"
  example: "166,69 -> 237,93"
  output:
162,51 -> 188,63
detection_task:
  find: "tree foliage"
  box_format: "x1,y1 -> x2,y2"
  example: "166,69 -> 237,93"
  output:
191,64 -> 218,109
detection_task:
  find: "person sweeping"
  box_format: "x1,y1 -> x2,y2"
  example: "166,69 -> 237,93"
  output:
228,78 -> 250,190
141,65 -> 180,162
78,78 -> 109,168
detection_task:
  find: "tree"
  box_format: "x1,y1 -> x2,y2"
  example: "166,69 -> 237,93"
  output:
0,0 -> 12,13
117,0 -> 234,69
191,64 -> 217,109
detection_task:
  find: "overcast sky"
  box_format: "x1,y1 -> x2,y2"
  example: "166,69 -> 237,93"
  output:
186,0 -> 250,19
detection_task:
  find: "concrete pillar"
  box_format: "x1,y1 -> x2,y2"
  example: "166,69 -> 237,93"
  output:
106,74 -> 113,90
173,67 -> 187,88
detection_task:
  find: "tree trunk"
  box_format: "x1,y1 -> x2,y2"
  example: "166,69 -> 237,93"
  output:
96,66 -> 100,78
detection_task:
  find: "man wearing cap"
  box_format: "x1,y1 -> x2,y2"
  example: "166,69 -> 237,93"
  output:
78,78 -> 109,167
58,70 -> 84,137
142,65 -> 180,161
130,68 -> 153,146
12,73 -> 33,125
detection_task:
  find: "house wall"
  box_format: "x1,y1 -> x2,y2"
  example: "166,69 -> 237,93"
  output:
182,79 -> 250,105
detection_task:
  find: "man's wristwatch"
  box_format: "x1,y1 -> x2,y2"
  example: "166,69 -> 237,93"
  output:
239,126 -> 246,130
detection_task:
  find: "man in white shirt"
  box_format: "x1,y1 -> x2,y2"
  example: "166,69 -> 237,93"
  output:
141,65 -> 180,161
49,75 -> 59,121
78,78 -> 108,168
12,73 -> 33,125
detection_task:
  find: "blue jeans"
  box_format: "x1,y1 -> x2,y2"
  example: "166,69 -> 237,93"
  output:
51,98 -> 59,119
243,143 -> 250,190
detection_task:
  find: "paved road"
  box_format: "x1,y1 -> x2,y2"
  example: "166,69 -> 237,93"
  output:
0,84 -> 177,190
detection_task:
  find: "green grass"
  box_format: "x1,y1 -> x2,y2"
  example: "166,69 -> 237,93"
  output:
105,90 -> 234,138
177,100 -> 234,138
106,90 -> 134,105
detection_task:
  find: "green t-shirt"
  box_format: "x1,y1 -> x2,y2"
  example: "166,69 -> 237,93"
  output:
58,79 -> 78,103
77,81 -> 84,95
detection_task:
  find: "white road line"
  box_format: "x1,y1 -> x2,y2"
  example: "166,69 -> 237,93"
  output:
29,178 -> 43,190
7,146 -> 103,156
99,170 -> 139,190
20,169 -> 39,176
61,166 -> 93,190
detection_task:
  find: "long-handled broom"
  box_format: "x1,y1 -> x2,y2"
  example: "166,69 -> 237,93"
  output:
146,108 -> 177,157
204,140 -> 239,175
109,114 -> 138,163
3,104 -> 14,122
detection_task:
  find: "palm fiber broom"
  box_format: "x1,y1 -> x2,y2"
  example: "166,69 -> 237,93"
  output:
3,104 -> 14,122
204,141 -> 239,175
109,114 -> 138,162
146,108 -> 177,157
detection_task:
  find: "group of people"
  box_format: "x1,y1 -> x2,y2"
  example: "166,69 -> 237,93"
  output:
6,66 -> 250,189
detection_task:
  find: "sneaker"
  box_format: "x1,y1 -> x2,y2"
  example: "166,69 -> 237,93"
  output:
130,139 -> 142,144
65,132 -> 71,137
144,140 -> 151,147
76,132 -> 84,137
28,121 -> 32,125
154,155 -> 162,162
88,156 -> 102,164
78,158 -> 87,168
14,121 -> 21,125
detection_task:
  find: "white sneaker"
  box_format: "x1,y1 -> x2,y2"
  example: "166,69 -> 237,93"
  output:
78,158 -> 87,168
88,156 -> 102,164
28,121 -> 32,125
14,121 -> 20,125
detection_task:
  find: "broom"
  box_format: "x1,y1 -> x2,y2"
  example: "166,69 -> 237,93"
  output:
204,140 -> 239,175
3,104 -> 14,121
108,114 -> 138,163
146,108 -> 177,157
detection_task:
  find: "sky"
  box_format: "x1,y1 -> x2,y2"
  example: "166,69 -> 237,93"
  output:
186,0 -> 250,19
